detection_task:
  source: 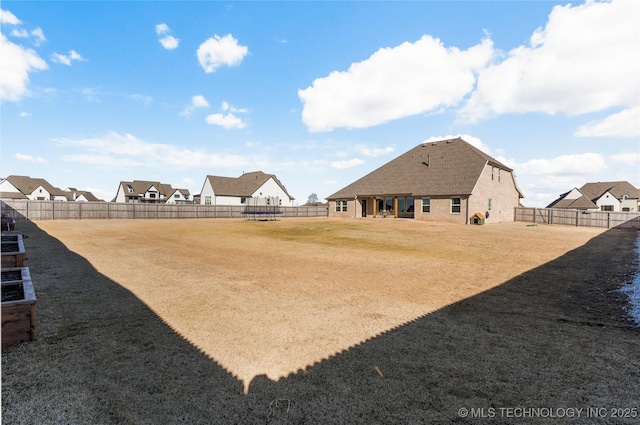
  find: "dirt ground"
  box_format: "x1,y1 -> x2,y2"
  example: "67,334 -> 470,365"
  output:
2,218 -> 639,424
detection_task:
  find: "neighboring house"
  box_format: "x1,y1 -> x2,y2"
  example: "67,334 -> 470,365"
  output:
62,188 -> 102,202
199,171 -> 295,206
547,181 -> 640,212
0,175 -> 68,201
113,180 -> 190,203
165,188 -> 191,205
326,137 -> 524,224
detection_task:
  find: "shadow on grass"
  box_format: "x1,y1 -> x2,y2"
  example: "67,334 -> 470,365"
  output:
2,221 -> 639,424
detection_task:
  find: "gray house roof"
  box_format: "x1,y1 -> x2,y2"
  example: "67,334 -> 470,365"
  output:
327,138 -> 515,199
580,181 -> 640,201
3,175 -> 65,197
546,190 -> 598,209
547,181 -> 640,209
118,180 -> 189,199
205,171 -> 294,200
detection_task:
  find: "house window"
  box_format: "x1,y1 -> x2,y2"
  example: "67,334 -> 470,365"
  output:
241,197 -> 246,204
491,167 -> 494,180
149,193 -> 156,199
498,169 -> 501,182
488,199 -> 492,210
174,194 -> 180,198
127,185 -> 134,193
602,205 -> 614,211
451,197 -> 461,214
422,198 -> 430,213
336,200 -> 347,212
623,207 -> 630,212
204,196 -> 212,205
623,195 -> 629,200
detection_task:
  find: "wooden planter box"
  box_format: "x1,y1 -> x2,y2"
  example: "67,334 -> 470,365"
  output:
1,233 -> 25,267
2,267 -> 36,348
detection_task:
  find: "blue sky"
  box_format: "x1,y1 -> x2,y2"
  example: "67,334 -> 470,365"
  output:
1,0 -> 638,206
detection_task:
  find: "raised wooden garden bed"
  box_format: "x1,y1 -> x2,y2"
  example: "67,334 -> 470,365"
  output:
1,233 -> 25,267
2,267 -> 36,348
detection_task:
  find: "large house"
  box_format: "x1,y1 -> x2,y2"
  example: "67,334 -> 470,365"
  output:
199,171 -> 295,206
327,137 -> 524,224
547,181 -> 640,212
113,180 -> 191,204
0,175 -> 101,201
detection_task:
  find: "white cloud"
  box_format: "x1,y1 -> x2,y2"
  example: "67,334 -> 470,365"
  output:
51,50 -> 85,66
9,26 -> 45,45
203,101 -> 247,128
128,94 -> 153,106
159,35 -> 179,50
155,23 -> 170,35
516,153 -> 606,176
31,28 -> 46,45
19,111 -> 31,117
460,0 -> 639,123
205,113 -> 246,129
610,152 -> 640,166
180,94 -> 210,116
56,131 -> 249,168
155,23 -> 179,50
1,9 -> 21,25
0,34 -> 48,101
10,28 -> 28,38
197,34 -> 248,73
331,158 -> 365,169
299,35 -> 493,132
575,106 -> 640,138
354,145 -> 394,157
16,153 -> 47,163
193,95 -> 210,108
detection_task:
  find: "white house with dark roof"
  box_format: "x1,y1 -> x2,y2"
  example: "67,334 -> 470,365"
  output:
113,180 -> 190,203
547,181 -> 640,212
0,175 -> 100,202
327,137 -> 524,224
199,171 -> 295,206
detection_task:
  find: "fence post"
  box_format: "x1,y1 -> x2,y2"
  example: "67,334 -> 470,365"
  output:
607,212 -> 610,229
78,202 -> 82,220
107,202 -> 110,219
576,211 -> 579,226
52,201 -> 55,220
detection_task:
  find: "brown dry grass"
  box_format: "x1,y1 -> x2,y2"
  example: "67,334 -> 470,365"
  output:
2,218 -> 639,424
30,219 -> 604,390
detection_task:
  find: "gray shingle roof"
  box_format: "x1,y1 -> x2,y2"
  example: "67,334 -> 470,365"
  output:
546,190 -> 598,209
205,171 -> 294,200
580,181 -> 640,201
4,175 -> 65,197
327,138 -> 512,199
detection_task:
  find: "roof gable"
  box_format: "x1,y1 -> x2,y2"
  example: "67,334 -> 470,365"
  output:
580,181 -> 640,201
5,175 -> 64,196
206,171 -> 294,199
327,138 -> 510,199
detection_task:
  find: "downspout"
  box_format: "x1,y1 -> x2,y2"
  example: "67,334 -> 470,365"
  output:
465,195 -> 469,225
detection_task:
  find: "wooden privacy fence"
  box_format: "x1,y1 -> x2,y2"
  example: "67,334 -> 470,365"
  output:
1,200 -> 328,221
514,207 -> 640,230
